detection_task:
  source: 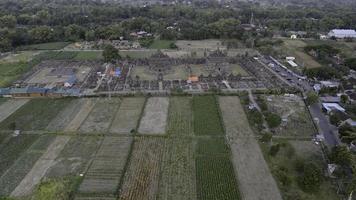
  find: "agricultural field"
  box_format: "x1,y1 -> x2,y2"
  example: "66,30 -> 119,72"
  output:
166,97 -> 193,136
282,39 -> 322,69
149,40 -> 175,49
0,99 -> 29,123
195,137 -> 240,200
0,134 -> 55,196
265,95 -> 316,138
77,136 -> 132,198
64,98 -> 97,132
219,96 -> 283,200
176,40 -> 226,51
109,97 -> 145,134
193,96 -> 224,136
79,98 -> 121,133
158,138 -> 196,200
119,137 -> 165,200
138,97 -> 169,135
0,99 -> 72,131
260,139 -> 339,200
119,50 -> 156,59
0,62 -> 30,87
0,51 -> 39,64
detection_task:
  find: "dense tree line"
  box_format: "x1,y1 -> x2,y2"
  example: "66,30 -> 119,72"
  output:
0,0 -> 356,52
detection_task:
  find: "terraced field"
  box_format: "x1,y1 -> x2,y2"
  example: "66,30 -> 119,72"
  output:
110,97 -> 145,134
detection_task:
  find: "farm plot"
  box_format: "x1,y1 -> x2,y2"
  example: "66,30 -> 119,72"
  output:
219,96 -> 282,200
64,98 -> 97,132
265,95 -> 316,137
0,99 -> 29,123
77,136 -> 132,197
119,137 -> 165,200
195,137 -> 240,200
0,134 -> 55,196
176,40 -> 226,51
11,136 -> 70,197
260,139 -> 339,200
166,97 -> 193,136
193,96 -> 224,136
158,138 -> 196,200
0,99 -> 72,131
46,99 -> 90,131
138,97 -> 169,135
109,97 -> 145,134
45,135 -> 102,178
79,98 -> 121,133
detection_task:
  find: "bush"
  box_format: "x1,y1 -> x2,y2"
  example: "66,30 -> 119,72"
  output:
297,162 -> 322,193
265,112 -> 282,128
274,166 -> 292,186
269,143 -> 280,156
260,132 -> 273,143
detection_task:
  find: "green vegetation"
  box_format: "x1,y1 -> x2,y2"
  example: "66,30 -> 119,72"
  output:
0,62 -> 29,87
103,44 -> 120,62
17,42 -> 70,51
74,51 -> 102,60
149,40 -> 176,49
196,137 -> 229,156
306,91 -> 319,105
265,112 -> 282,128
0,99 -> 72,131
167,97 -> 193,136
193,96 -> 224,135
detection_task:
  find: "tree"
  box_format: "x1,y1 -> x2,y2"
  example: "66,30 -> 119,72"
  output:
305,91 -> 319,105
329,113 -> 342,126
269,143 -> 280,156
341,94 -> 349,104
260,132 -> 273,143
330,145 -> 352,166
103,44 -> 120,63
265,112 -> 282,128
29,26 -> 54,43
297,162 -> 322,193
0,15 -> 17,28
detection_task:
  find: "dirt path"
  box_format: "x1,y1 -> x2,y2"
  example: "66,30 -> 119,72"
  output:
219,96 -> 282,200
64,98 -> 97,132
0,99 -> 29,123
10,136 -> 70,197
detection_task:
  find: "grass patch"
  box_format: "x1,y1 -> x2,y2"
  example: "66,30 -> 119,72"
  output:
193,96 -> 224,135
196,156 -> 240,200
119,50 -> 155,59
74,51 -> 103,60
149,40 -> 175,49
17,42 -> 70,51
0,62 -> 30,87
0,51 -> 38,64
0,99 -> 72,131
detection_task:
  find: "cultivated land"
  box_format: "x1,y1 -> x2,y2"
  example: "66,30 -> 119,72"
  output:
138,97 -> 169,135
265,95 -> 316,138
78,136 -> 132,198
166,97 -> 193,136
109,97 -> 145,134
219,96 -> 282,200
0,99 -> 72,131
0,99 -> 29,123
79,98 -> 121,133
193,96 -> 224,136
0,51 -> 38,64
64,98 -> 97,132
119,137 -> 165,200
0,62 -> 30,87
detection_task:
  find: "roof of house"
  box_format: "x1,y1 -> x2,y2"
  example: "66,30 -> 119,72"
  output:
10,87 -> 28,94
322,103 -> 346,112
0,88 -> 10,95
345,118 -> 356,127
320,96 -> 341,103
329,29 -> 356,35
27,87 -> 47,93
65,75 -> 77,85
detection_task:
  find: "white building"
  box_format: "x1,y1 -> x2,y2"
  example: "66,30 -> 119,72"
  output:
328,29 -> 356,38
322,103 -> 345,113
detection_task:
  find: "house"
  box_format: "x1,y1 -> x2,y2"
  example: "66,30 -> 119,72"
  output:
328,29 -> 356,38
27,87 -> 47,97
0,88 -> 11,97
320,96 -> 341,103
290,34 -> 297,39
10,88 -> 29,98
320,81 -> 339,88
319,34 -> 328,40
64,75 -> 77,88
322,103 -> 345,113
344,118 -> 356,127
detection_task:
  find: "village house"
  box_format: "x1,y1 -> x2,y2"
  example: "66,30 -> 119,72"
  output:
328,29 -> 356,38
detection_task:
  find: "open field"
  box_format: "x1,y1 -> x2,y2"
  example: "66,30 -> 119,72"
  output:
79,98 -> 121,133
0,62 -> 30,87
0,51 -> 39,64
176,40 -> 225,51
17,42 -> 71,51
305,39 -> 356,58
195,137 -> 240,200
193,96 -> 224,136
119,137 -> 165,200
78,136 -> 132,197
119,50 -> 156,59
166,97 -> 193,136
0,99 -> 72,131
265,95 -> 316,137
0,99 -> 29,123
109,97 -> 145,134
11,136 -> 70,197
149,40 -> 174,49
138,97 -> 169,135
46,135 -> 102,178
130,66 -> 157,81
0,134 -> 55,196
74,51 -> 103,60
65,98 -> 97,132
219,96 -> 282,200
260,139 -> 339,200
163,66 -> 189,80
158,138 -> 196,200
282,39 -> 322,69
